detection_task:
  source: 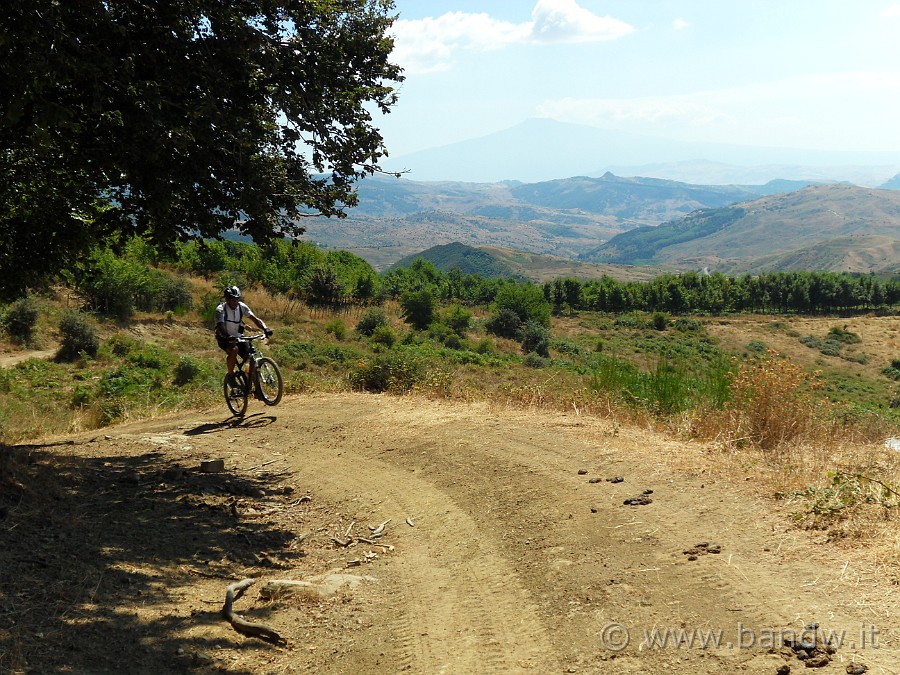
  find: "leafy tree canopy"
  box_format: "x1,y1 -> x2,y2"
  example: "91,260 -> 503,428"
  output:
0,0 -> 403,298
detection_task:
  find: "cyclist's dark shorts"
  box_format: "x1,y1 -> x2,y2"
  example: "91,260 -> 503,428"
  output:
217,336 -> 249,359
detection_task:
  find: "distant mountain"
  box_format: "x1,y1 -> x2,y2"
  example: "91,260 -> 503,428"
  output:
382,118 -> 900,186
881,173 -> 900,190
302,172 -> 798,269
582,184 -> 900,274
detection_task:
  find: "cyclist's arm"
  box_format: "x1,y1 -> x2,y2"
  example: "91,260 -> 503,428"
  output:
246,308 -> 270,334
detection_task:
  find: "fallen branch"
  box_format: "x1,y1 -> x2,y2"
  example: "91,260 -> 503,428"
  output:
222,578 -> 283,643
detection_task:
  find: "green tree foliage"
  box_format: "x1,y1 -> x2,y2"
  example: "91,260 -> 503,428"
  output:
0,1 -> 403,299
492,282 -> 552,327
400,289 -> 435,331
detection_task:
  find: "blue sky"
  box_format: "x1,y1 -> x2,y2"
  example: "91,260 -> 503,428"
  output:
375,1 -> 900,158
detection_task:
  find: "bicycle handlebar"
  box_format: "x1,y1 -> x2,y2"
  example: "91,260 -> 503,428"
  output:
237,333 -> 269,341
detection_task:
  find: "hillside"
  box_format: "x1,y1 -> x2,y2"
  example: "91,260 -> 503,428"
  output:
389,242 -> 661,283
301,173 -> 800,270
584,184 -> 900,273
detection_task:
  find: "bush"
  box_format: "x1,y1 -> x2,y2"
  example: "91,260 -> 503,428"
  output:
674,318 -> 702,332
492,283 -> 551,327
520,321 -> 551,358
325,318 -> 347,341
356,307 -> 389,337
349,350 -> 425,393
724,353 -> 819,450
485,308 -> 523,340
150,272 -> 193,313
444,333 -> 465,350
523,352 -> 548,368
474,337 -> 495,355
79,248 -> 147,320
2,296 -> 39,345
370,324 -> 397,348
399,289 -> 435,331
173,356 -> 204,386
827,325 -> 862,344
882,360 -> 900,381
651,311 -> 669,331
57,311 -> 99,361
746,340 -> 767,355
552,339 -> 581,356
442,305 -> 472,336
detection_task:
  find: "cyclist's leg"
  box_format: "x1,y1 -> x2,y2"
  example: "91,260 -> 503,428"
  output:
217,337 -> 238,383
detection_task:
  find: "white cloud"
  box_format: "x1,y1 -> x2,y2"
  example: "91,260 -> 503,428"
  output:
391,12 -> 528,74
529,0 -> 633,44
672,18 -> 690,30
881,4 -> 900,17
391,1 -> 632,74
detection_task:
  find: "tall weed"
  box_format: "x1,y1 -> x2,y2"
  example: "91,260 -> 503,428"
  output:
722,351 -> 821,450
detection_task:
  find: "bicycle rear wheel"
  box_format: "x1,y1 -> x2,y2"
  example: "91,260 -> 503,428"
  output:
224,370 -> 249,416
255,357 -> 283,406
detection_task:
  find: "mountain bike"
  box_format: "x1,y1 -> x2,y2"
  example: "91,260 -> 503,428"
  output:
224,333 -> 284,416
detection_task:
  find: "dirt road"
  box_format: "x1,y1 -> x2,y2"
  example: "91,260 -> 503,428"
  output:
5,393 -> 897,673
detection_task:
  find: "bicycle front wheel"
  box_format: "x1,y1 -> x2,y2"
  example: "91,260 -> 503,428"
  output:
255,357 -> 283,406
225,370 -> 249,416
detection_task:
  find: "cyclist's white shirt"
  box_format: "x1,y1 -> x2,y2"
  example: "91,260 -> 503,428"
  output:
215,301 -> 257,337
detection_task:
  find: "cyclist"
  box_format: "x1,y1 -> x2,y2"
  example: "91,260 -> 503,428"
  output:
215,286 -> 273,391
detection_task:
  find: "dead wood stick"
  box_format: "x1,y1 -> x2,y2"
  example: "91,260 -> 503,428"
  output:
247,458 -> 280,471
222,578 -> 282,643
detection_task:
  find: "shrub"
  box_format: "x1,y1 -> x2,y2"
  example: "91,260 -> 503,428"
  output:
442,305 -> 472,336
673,318 -> 702,332
2,296 -> 39,345
151,272 -> 193,313
746,340 -> 767,355
724,352 -> 820,450
552,339 -> 581,356
443,333 -> 465,350
370,324 -> 397,348
356,307 -> 389,337
882,359 -> 900,381
827,325 -> 862,344
474,337 -> 495,355
651,311 -> 669,331
427,321 -> 454,343
614,313 -> 648,329
400,289 -> 435,331
492,283 -> 551,327
57,311 -> 99,361
349,350 -> 425,393
325,318 -> 347,341
79,248 -> 148,320
523,352 -> 548,368
485,308 -> 523,340
173,356 -> 204,386
520,321 -> 551,358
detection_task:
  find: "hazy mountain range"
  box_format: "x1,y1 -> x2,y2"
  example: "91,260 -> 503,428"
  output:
381,118 -> 900,187
300,172 -> 900,276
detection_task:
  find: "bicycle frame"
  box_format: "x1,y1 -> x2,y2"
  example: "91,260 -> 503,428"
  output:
224,333 -> 284,415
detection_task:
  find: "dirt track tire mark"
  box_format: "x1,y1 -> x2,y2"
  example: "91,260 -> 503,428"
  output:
298,449 -> 561,673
